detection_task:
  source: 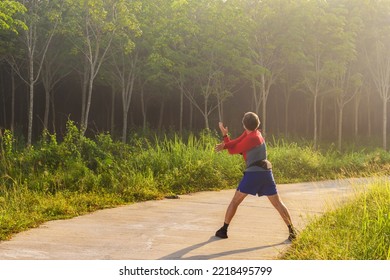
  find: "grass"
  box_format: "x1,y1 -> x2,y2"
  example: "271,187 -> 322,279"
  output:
1,121 -> 390,256
282,180 -> 390,259
0,185 -> 122,238
268,138 -> 390,183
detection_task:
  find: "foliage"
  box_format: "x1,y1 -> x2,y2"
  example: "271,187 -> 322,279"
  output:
0,0 -> 27,34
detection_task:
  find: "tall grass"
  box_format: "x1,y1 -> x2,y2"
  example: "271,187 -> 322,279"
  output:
282,180 -> 390,259
0,122 -> 390,241
268,138 -> 390,183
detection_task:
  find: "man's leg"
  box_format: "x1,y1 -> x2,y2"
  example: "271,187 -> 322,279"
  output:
215,190 -> 247,238
267,193 -> 297,240
267,193 -> 292,225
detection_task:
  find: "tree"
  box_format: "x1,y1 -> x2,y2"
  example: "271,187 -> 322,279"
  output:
40,35 -> 72,132
242,0 -> 305,135
278,64 -> 302,137
164,0 -> 244,130
9,0 -> 62,146
327,0 -> 363,150
105,0 -> 141,142
0,1 -> 26,132
299,0 -> 353,148
64,0 -> 139,135
332,68 -> 362,150
363,0 -> 390,150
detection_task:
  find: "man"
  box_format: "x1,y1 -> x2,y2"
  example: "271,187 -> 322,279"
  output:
215,112 -> 297,241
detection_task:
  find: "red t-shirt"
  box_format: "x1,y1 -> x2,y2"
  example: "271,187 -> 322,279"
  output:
223,130 -> 264,161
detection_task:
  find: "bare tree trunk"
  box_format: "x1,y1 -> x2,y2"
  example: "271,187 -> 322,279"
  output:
27,54 -> 35,146
354,94 -> 361,137
203,96 -> 209,130
50,93 -> 56,133
261,101 -> 267,133
10,68 -> 15,133
284,94 -> 290,136
110,85 -> 115,135
274,95 -> 280,135
313,93 -> 318,149
158,99 -> 165,131
80,57 -> 89,128
319,96 -> 324,141
81,66 -> 95,135
251,78 -> 261,115
179,88 -> 183,135
217,98 -> 223,122
43,86 -> 50,130
338,105 -> 344,151
140,86 -> 147,130
189,102 -> 193,131
122,101 -> 128,143
383,99 -> 387,150
367,93 -> 371,138
261,76 -> 267,135
121,76 -> 135,143
0,70 -> 5,128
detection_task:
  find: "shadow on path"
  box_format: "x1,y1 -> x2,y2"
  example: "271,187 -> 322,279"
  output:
159,236 -> 289,260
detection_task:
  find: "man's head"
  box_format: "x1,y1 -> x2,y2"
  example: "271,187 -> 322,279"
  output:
242,112 -> 260,131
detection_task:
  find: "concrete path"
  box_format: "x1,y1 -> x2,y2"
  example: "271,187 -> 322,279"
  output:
0,177 -> 380,260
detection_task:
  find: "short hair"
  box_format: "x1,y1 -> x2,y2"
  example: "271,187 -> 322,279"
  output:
242,112 -> 260,131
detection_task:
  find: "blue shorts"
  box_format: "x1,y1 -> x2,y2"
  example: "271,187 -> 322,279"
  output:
237,171 -> 277,197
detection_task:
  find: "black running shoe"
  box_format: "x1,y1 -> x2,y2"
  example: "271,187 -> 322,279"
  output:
288,227 -> 297,241
215,227 -> 228,239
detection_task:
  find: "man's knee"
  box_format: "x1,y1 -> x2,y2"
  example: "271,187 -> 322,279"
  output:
268,194 -> 283,208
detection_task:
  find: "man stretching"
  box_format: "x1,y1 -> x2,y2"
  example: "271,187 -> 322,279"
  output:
215,112 -> 297,241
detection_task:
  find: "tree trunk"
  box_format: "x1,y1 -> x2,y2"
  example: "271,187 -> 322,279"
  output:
81,66 -> 95,135
110,85 -> 115,135
122,102 -> 128,143
0,70 -> 5,128
383,98 -> 387,150
284,93 -> 290,136
203,95 -> 209,130
140,86 -> 147,130
367,93 -> 371,138
80,56 -> 89,129
43,86 -> 50,131
179,87 -> 183,135
158,100 -> 165,131
189,102 -> 193,131
27,53 -> 35,146
338,105 -> 344,151
10,68 -> 15,133
354,94 -> 361,137
334,99 -> 338,140
313,93 -> 318,149
50,93 -> 56,133
261,77 -> 267,135
217,98 -> 223,122
252,78 -> 260,115
319,96 -> 324,141
204,113 -> 209,130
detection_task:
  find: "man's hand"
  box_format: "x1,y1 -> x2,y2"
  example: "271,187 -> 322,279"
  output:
215,142 -> 225,152
219,122 -> 228,136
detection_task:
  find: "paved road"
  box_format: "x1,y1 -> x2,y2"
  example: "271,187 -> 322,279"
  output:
0,177 -> 379,260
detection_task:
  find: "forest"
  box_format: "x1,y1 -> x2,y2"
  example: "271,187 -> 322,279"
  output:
1,0 -> 390,150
